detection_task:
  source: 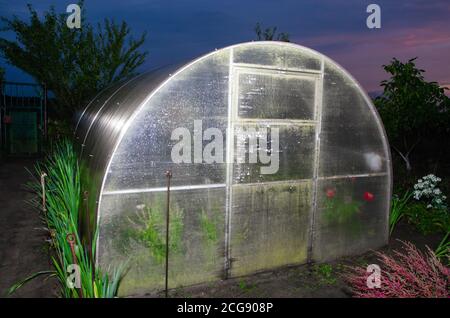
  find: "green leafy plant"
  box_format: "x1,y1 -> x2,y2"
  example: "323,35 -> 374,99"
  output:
324,197 -> 361,225
0,66 -> 5,84
435,232 -> 450,264
0,1 -> 147,118
129,202 -> 184,264
200,209 -> 219,244
254,22 -> 290,42
8,139 -> 126,298
375,58 -> 450,172
389,191 -> 412,234
238,280 -> 255,293
405,202 -> 450,235
312,264 -> 337,285
323,187 -> 363,236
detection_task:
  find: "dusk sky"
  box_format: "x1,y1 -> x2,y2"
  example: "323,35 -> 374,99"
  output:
1,0 -> 449,94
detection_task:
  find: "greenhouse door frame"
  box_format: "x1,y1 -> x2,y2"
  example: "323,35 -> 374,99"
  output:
224,50 -> 325,278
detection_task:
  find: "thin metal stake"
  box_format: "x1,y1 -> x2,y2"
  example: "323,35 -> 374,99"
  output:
40,173 -> 47,213
83,191 -> 93,269
164,170 -> 172,298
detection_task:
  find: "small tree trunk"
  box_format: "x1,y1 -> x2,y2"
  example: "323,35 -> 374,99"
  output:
393,146 -> 412,172
404,155 -> 412,171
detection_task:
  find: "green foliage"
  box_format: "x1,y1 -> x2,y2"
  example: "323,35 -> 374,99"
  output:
254,22 -> 290,42
8,271 -> 56,295
375,58 -> 450,171
312,264 -> 337,285
238,280 -> 255,292
0,1 -> 147,118
9,139 -> 125,298
389,191 -> 412,234
324,198 -> 361,225
405,202 -> 450,235
0,66 -> 4,83
200,209 -> 219,244
47,119 -> 73,141
435,232 -> 449,264
129,202 -> 184,264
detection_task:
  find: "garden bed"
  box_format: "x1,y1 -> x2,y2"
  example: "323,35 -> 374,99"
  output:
0,157 -> 446,298
135,219 -> 444,298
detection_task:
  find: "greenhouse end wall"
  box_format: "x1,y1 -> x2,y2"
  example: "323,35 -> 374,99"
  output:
75,42 -> 392,296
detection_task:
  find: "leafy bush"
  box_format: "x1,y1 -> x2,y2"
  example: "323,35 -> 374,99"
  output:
0,2 -> 147,118
129,202 -> 184,264
406,202 -> 450,235
374,58 -> 450,171
344,241 -> 449,298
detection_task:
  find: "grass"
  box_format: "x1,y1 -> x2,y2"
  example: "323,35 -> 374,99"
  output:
8,139 -> 126,298
435,231 -> 450,264
312,264 -> 337,285
389,191 -> 412,234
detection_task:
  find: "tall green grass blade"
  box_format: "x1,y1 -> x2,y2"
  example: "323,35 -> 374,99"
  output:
7,270 -> 55,296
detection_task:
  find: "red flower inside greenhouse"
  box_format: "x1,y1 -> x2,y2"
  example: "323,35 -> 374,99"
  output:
326,188 -> 336,198
364,191 -> 375,202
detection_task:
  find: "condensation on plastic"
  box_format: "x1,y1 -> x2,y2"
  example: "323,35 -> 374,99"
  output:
75,41 -> 391,296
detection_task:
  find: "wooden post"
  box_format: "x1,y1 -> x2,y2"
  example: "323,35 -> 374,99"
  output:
40,173 -> 47,213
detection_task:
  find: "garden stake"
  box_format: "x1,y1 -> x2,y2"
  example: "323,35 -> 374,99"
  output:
164,170 -> 172,298
40,173 -> 47,213
66,233 -> 83,298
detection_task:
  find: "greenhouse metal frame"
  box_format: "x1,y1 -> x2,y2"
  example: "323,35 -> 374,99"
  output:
75,41 -> 392,296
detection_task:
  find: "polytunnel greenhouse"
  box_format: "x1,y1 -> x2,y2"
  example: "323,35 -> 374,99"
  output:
74,41 -> 392,296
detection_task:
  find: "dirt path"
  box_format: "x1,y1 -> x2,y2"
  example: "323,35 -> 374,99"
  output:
0,158 -> 56,298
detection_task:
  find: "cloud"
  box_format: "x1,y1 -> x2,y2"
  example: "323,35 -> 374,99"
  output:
295,21 -> 450,93
1,0 -> 449,94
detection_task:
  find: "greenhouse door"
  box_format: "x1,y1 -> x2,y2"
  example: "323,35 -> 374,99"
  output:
227,64 -> 322,277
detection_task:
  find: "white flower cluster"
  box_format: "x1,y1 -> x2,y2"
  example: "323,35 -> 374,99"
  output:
413,174 -> 447,209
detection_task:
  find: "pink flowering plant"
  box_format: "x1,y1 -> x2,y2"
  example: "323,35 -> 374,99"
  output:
344,241 -> 450,298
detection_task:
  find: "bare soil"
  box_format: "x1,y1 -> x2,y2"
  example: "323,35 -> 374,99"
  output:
0,158 -> 57,298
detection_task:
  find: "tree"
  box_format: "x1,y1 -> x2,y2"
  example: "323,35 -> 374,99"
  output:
375,58 -> 450,171
254,22 -> 290,42
0,2 -> 147,118
0,66 -> 4,84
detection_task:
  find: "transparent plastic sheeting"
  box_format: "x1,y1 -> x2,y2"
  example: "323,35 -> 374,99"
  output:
75,42 -> 392,296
